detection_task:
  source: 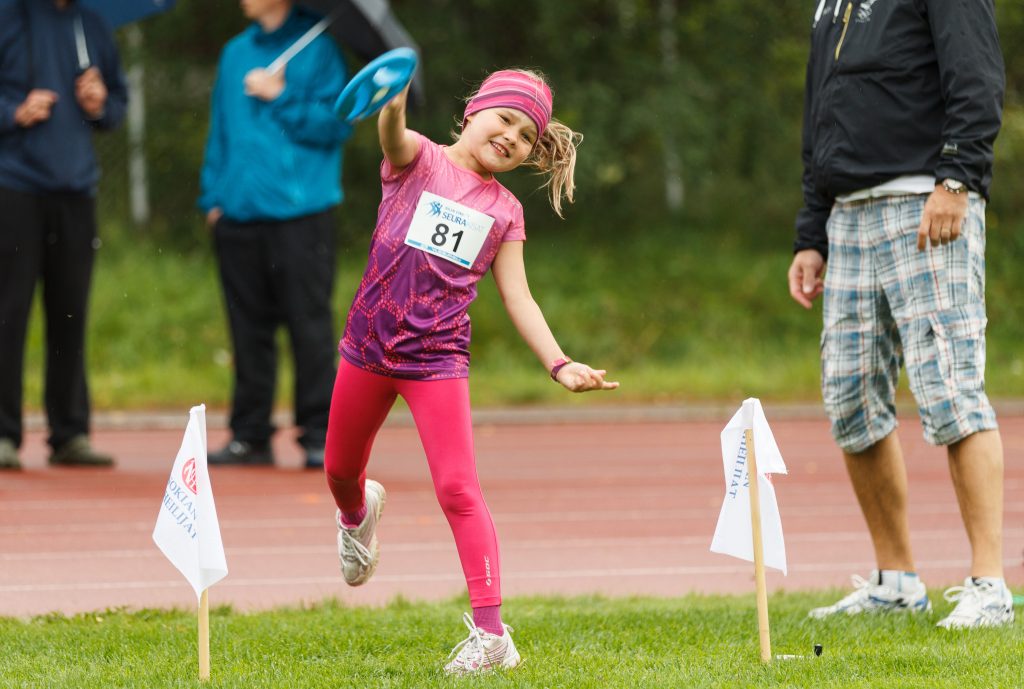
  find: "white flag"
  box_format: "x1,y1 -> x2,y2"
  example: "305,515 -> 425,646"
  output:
710,398 -> 788,574
152,405 -> 228,597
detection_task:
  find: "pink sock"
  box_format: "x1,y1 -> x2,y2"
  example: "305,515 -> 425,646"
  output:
340,505 -> 367,528
473,605 -> 503,635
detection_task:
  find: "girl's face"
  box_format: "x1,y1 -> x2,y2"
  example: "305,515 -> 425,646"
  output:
457,108 -> 538,176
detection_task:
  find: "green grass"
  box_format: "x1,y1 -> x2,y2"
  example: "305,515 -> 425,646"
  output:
1,593 -> 1021,688
19,226 -> 1024,411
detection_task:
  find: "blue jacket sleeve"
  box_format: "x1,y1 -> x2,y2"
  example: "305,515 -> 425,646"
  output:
268,37 -> 353,148
89,16 -> 127,131
0,100 -> 15,133
198,68 -> 226,213
0,8 -> 25,134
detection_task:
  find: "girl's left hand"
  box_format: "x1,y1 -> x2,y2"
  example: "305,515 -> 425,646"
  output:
556,362 -> 620,392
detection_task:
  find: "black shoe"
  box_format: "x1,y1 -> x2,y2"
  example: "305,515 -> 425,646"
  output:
0,438 -> 21,471
304,447 -> 325,470
48,435 -> 114,467
208,440 -> 273,466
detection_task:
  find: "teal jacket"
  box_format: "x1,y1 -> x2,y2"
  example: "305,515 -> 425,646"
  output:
198,7 -> 352,222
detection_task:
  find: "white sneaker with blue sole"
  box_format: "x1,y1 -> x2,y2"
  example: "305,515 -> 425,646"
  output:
936,577 -> 1015,629
808,570 -> 931,619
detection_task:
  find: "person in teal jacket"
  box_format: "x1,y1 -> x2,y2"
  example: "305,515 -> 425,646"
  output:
198,0 -> 352,469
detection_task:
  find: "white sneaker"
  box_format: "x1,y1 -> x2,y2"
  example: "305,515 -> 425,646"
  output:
443,612 -> 521,675
936,577 -> 1015,629
808,571 -> 931,619
336,479 -> 386,586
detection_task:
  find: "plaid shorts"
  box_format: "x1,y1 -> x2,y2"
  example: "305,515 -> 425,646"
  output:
821,194 -> 998,453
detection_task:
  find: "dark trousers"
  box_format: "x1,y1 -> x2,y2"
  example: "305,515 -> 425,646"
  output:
213,209 -> 337,449
0,186 -> 96,449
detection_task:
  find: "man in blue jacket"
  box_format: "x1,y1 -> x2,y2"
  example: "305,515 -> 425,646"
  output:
788,0 -> 1011,629
199,0 -> 352,469
0,0 -> 127,470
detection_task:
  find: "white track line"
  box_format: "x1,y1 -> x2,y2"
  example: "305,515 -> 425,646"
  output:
4,502 -> 1023,535
4,481 -> 1018,512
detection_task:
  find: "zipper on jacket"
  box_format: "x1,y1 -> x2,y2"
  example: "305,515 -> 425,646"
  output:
834,2 -> 853,60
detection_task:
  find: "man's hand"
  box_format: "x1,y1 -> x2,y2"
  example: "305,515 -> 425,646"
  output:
75,67 -> 107,119
916,184 -> 969,251
14,89 -> 58,128
787,249 -> 826,309
243,67 -> 285,101
206,208 -> 223,229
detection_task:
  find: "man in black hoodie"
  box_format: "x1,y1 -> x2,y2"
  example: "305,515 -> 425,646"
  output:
0,0 -> 127,470
787,0 -> 1011,629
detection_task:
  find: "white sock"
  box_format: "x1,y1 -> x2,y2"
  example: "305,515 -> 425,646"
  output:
878,569 -> 918,591
972,576 -> 1005,590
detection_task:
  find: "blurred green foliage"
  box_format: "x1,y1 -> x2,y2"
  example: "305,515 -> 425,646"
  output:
66,1 -> 1024,407
97,0 -> 1024,244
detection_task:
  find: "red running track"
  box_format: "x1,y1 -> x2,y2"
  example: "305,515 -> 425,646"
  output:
1,409 -> 1021,617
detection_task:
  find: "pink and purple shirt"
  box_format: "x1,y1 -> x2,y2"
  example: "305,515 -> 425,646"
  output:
340,133 -> 526,379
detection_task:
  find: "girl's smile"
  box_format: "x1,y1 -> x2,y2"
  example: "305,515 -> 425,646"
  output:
489,140 -> 510,158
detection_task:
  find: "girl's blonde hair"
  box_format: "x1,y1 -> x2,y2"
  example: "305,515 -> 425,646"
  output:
458,69 -> 582,218
527,115 -> 582,218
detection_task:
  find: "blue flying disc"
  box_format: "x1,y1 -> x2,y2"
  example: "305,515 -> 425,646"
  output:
334,47 -> 418,123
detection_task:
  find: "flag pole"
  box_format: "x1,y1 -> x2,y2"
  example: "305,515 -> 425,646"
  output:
745,428 -> 772,663
199,588 -> 210,681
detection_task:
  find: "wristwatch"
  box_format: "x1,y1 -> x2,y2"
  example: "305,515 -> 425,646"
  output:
941,178 -> 966,195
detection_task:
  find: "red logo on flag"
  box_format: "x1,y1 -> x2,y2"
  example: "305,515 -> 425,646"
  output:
182,458 -> 197,494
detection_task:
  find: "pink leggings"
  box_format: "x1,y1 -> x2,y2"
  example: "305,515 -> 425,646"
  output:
324,358 -> 501,607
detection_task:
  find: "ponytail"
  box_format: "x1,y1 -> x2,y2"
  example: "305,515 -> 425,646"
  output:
524,118 -> 581,218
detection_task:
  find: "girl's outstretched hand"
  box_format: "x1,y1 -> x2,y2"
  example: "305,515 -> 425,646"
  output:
555,363 -> 620,393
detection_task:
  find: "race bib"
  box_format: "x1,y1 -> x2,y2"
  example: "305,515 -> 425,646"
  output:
404,191 -> 495,268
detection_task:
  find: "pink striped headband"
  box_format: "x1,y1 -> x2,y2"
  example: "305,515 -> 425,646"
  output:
463,70 -> 553,136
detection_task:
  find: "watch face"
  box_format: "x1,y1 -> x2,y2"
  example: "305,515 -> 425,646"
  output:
944,179 -> 965,192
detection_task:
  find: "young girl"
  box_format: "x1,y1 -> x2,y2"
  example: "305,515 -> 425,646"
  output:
324,69 -> 618,674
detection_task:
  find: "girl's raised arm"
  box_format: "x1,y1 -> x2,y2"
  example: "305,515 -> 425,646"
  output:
377,86 -> 420,170
491,241 -> 619,393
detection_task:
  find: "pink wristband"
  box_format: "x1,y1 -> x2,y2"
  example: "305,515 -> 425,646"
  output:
549,357 -> 572,381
